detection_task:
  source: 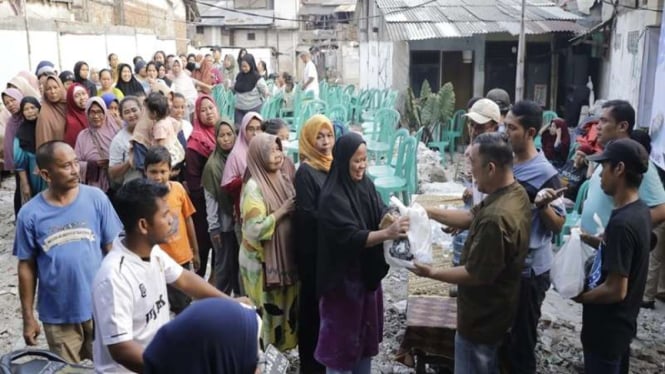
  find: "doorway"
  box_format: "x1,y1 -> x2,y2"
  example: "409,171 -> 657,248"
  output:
441,51 -> 474,110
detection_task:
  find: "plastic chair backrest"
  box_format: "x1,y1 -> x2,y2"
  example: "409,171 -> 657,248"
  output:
414,127 -> 424,143
574,180 -> 590,214
386,128 -> 409,166
543,111 -> 558,126
371,108 -> 400,142
343,84 -> 355,96
451,109 -> 467,133
306,99 -> 327,115
384,90 -> 398,108
327,104 -> 348,123
393,136 -> 417,180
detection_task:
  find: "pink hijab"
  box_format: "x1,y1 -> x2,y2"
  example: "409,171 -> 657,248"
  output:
221,111 -> 263,187
2,88 -> 24,170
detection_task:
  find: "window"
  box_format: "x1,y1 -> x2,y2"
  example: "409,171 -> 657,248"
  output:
247,32 -> 256,41
196,26 -> 204,35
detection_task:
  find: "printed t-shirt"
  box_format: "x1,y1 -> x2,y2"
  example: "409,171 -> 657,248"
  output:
160,181 -> 196,264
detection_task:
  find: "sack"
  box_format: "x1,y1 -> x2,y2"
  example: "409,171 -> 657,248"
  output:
550,228 -> 595,298
384,197 -> 433,269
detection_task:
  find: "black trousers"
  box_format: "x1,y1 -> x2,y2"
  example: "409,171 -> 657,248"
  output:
213,230 -> 241,296
13,174 -> 21,217
507,271 -> 550,374
297,252 -> 325,374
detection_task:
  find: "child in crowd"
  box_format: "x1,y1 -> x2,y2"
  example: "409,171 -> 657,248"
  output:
144,146 -> 199,314
145,93 -> 185,167
559,144 -> 594,209
171,92 -> 193,144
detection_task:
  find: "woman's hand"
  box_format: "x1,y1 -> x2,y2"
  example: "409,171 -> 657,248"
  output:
274,197 -> 295,221
386,216 -> 410,240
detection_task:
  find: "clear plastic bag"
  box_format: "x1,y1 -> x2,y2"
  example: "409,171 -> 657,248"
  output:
384,197 -> 433,269
550,228 -> 595,298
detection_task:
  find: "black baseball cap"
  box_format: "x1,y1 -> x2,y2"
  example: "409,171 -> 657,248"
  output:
59,71 -> 75,83
587,138 -> 649,174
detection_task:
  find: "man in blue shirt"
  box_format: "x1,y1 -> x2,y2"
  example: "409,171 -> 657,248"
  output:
580,100 -> 665,235
14,141 -> 122,363
504,101 -> 566,374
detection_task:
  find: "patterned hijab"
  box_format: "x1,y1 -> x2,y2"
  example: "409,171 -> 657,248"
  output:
245,133 -> 297,287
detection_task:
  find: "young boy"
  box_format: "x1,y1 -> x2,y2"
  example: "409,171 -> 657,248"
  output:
144,146 -> 199,313
575,138 -> 652,374
92,178 -> 237,373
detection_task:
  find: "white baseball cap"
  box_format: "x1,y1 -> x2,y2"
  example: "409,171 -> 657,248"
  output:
464,98 -> 501,124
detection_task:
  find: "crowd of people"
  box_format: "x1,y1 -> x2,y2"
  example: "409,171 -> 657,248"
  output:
1,46 -> 663,374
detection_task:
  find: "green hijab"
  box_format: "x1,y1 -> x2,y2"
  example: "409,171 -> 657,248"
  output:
201,117 -> 236,216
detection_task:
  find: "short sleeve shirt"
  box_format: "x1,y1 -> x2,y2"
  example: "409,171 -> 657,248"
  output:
159,182 -> 196,264
303,61 -> 319,98
581,161 -> 665,233
458,182 -> 531,344
13,185 -> 122,324
109,127 -> 143,185
92,236 -> 183,373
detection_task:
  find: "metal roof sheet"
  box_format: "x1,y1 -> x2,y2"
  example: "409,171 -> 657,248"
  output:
376,0 -> 586,40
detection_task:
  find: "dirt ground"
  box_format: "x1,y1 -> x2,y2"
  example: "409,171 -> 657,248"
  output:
1,156 -> 665,373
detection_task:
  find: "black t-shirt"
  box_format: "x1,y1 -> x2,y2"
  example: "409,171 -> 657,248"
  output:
581,199 -> 651,359
559,160 -> 588,201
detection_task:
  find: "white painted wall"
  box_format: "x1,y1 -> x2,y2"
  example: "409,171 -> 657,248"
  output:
359,40 -> 394,89
597,9 -> 660,106
0,29 -> 177,87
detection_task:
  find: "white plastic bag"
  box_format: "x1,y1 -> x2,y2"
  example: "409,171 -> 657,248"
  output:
384,197 -> 433,269
550,228 -> 595,298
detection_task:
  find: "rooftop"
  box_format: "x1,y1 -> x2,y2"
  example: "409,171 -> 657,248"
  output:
374,0 -> 587,40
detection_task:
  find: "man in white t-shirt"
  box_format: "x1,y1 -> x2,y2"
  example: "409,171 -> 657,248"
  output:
300,51 -> 319,98
92,179 -> 250,373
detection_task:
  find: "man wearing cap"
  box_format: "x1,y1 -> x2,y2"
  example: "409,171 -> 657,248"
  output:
486,88 -> 511,131
574,138 -> 652,374
504,100 -> 566,374
463,98 -> 501,205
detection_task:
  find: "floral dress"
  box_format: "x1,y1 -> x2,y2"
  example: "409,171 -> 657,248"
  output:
238,178 -> 298,351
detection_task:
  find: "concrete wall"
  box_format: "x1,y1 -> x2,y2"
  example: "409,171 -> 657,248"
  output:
0,21 -> 177,87
597,7 -> 661,106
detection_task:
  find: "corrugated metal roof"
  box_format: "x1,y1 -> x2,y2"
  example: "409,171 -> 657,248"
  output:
198,2 -> 274,27
376,0 -> 586,40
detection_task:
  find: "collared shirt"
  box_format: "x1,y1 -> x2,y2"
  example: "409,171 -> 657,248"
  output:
457,182 -> 531,344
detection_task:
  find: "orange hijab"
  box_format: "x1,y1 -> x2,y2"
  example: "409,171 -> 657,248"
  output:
298,114 -> 334,172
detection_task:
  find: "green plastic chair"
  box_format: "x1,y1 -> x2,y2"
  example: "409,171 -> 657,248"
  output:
374,136 -> 418,205
343,84 -> 355,97
427,122 -> 451,166
446,109 -> 466,159
327,104 -> 348,124
367,108 -> 400,161
556,180 -> 591,246
368,128 -> 409,180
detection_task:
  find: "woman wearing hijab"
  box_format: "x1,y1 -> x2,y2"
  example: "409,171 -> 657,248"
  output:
171,59 -> 198,118
64,83 -> 90,147
539,117 -> 570,169
14,97 -> 46,206
316,132 -> 409,373
8,73 -> 41,99
73,61 -> 98,96
101,93 -> 122,127
222,111 -> 264,218
222,54 -> 237,87
186,95 -> 219,280
240,132 -> 297,351
2,88 -> 24,214
143,297 -> 261,374
233,54 -> 270,125
294,114 -> 335,374
36,75 -> 68,149
75,97 -> 121,193
202,118 -> 241,295
262,118 -> 296,182
115,63 -> 146,98
237,48 -> 248,67
193,57 -> 222,95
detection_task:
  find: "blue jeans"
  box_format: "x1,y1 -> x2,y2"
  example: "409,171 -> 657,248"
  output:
584,349 -> 629,374
454,332 -> 499,374
326,357 -> 371,374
